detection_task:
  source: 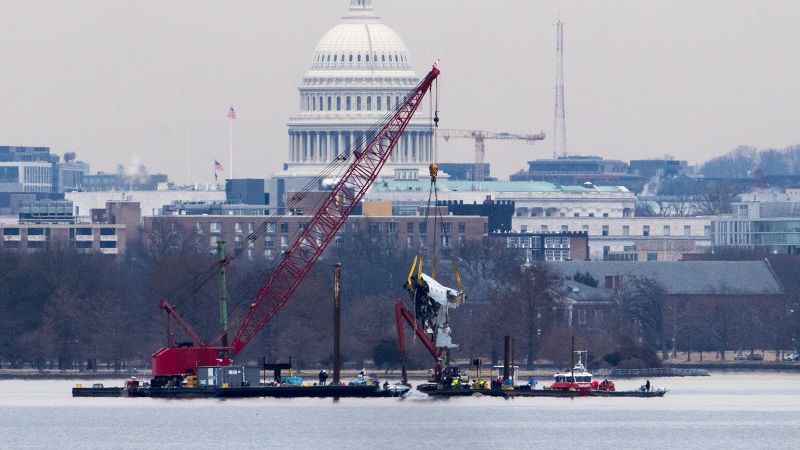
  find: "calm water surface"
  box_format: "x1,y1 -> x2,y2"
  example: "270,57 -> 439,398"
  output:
0,373 -> 798,449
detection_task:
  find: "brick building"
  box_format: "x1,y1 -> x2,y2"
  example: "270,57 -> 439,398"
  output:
552,260 -> 784,330
143,212 -> 487,260
0,222 -> 125,254
494,231 -> 589,262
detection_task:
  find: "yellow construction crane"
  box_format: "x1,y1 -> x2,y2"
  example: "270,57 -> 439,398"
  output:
439,129 -> 546,182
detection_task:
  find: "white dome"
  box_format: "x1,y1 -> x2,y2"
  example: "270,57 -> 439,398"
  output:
285,0 -> 431,179
307,0 -> 414,74
310,23 -> 412,71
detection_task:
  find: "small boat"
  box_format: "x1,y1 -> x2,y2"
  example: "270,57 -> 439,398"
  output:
547,350 -> 616,393
593,388 -> 667,398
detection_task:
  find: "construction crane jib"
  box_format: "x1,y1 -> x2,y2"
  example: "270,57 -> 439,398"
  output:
439,129 -> 545,183
151,64 -> 441,377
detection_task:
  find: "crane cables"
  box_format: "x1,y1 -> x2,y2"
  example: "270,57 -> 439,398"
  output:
419,75 -> 461,291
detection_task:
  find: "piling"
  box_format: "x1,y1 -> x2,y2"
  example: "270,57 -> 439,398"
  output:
503,335 -> 510,383
333,262 -> 342,385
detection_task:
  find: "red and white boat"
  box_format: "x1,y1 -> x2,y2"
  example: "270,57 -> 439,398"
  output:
549,350 -> 615,392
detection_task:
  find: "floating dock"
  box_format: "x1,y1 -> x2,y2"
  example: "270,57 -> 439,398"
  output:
72,383 -> 407,399
421,386 -> 667,398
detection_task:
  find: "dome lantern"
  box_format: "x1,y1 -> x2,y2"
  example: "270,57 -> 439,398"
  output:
349,0 -> 373,10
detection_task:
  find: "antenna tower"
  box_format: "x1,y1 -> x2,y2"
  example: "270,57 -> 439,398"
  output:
554,21 -> 567,159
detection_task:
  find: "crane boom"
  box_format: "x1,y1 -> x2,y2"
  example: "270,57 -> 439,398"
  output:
439,129 -> 545,141
227,65 -> 439,354
438,129 -> 545,183
152,65 -> 440,376
395,298 -> 441,385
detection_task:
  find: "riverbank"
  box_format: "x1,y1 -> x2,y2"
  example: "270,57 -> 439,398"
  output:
3,362 -> 799,381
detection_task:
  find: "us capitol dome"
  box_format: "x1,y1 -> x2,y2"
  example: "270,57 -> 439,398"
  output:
285,0 -> 433,180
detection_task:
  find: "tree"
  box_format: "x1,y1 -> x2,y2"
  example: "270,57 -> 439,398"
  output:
447,237 -> 520,316
573,271 -> 598,288
701,146 -> 758,179
372,338 -> 401,372
477,263 -> 562,368
620,276 -> 669,359
698,180 -> 737,215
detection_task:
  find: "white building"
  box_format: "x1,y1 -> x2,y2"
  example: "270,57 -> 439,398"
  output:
66,190 -> 225,218
284,0 -> 433,179
515,216 -> 714,261
713,189 -> 800,254
0,161 -> 54,193
366,180 -> 635,218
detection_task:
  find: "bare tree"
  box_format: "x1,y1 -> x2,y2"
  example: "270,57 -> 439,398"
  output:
620,276 -> 669,359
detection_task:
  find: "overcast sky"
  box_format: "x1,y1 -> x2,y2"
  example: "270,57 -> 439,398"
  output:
2,0 -> 799,183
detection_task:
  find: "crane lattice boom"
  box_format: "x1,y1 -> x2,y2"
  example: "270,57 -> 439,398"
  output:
439,129 -> 545,142
151,65 -> 440,376
439,129 -> 545,183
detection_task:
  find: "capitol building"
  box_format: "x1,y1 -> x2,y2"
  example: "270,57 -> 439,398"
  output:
284,0 -> 434,180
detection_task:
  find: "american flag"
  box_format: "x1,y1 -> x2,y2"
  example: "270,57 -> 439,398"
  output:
214,160 -> 224,171
227,106 -> 237,120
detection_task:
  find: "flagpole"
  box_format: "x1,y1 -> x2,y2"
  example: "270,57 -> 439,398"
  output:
229,115 -> 234,181
186,127 -> 191,183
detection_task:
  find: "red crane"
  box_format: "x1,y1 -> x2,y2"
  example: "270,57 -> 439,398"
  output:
152,64 -> 441,378
394,298 -> 441,385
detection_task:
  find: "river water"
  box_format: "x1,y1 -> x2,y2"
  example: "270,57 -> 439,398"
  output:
1,373 -> 798,449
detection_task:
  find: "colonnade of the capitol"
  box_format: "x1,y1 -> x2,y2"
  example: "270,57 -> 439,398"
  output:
288,129 -> 433,164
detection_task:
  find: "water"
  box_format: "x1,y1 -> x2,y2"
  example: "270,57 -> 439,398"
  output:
1,373 -> 799,449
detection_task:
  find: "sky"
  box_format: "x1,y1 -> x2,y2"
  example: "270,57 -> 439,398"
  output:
1,0 -> 799,183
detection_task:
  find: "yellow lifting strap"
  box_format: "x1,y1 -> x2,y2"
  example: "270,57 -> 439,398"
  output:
450,254 -> 463,292
407,255 -> 418,287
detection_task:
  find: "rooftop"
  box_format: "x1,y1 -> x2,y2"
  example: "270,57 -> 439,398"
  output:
551,260 -> 783,295
372,179 -> 630,194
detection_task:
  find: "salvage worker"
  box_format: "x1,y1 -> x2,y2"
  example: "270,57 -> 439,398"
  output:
451,376 -> 460,388
319,369 -> 328,386
645,380 -> 651,392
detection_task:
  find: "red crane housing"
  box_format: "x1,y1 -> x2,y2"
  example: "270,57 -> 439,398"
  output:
152,65 -> 441,377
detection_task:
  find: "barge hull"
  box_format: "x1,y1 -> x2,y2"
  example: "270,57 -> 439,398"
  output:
423,388 -> 667,398
73,384 -> 405,399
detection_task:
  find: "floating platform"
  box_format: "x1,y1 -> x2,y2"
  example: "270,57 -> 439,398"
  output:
73,384 -> 407,399
71,386 -> 125,397
421,387 -> 667,398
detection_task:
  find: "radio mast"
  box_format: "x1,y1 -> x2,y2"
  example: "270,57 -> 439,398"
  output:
554,21 -> 567,159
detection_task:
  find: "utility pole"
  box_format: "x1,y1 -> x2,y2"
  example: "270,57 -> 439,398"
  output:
333,262 -> 342,385
554,21 -> 567,159
217,240 -> 229,347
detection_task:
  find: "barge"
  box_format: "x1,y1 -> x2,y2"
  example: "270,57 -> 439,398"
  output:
73,366 -> 409,399
421,387 -> 667,398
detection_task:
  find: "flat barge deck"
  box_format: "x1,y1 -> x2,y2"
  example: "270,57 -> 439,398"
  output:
421,387 -> 667,398
73,384 -> 406,399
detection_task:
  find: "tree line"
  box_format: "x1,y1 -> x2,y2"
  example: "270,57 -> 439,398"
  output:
1,223 -> 799,372
702,144 -> 800,179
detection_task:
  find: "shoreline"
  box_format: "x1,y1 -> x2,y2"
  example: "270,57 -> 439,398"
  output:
2,363 -> 800,381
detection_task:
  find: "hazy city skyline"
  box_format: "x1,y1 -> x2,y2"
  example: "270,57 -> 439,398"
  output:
2,0 -> 799,183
